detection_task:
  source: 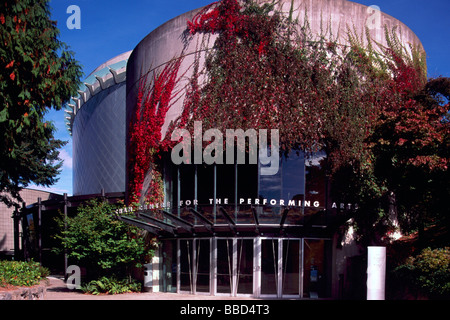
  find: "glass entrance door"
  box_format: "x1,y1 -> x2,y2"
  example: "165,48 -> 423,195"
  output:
179,239 -> 210,294
166,237 -> 329,298
216,239 -> 233,294
261,239 -> 280,296
161,240 -> 177,293
179,239 -> 193,292
236,239 -> 254,295
216,238 -> 254,296
195,239 -> 210,293
282,239 -> 301,297
259,238 -> 301,298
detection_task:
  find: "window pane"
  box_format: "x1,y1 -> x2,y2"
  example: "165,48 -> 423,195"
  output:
237,164 -> 258,200
216,164 -> 235,205
217,239 -> 233,294
282,240 -> 300,295
261,239 -> 278,295
305,151 -> 327,215
236,239 -> 253,294
180,240 -> 193,292
180,164 -> 195,204
196,239 -> 210,293
282,151 -> 305,202
197,164 -> 214,205
258,150 -> 305,207
160,240 -> 177,293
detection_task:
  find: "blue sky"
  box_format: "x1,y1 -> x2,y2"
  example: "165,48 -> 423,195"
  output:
31,0 -> 449,195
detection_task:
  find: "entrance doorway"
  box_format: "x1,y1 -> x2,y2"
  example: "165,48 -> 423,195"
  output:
160,237 -> 329,298
260,238 -> 302,298
216,238 -> 254,296
261,239 -> 279,296
282,239 -> 301,297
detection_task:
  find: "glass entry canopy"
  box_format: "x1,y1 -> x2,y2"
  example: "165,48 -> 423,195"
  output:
159,237 -> 331,298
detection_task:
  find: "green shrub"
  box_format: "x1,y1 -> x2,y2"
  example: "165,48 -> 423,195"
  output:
54,199 -> 153,280
81,276 -> 142,295
0,260 -> 49,287
395,247 -> 450,298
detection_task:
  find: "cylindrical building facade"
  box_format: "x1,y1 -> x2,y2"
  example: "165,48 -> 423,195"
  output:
68,51 -> 131,195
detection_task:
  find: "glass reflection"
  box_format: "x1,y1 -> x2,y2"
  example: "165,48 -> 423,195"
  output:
259,150 -> 306,207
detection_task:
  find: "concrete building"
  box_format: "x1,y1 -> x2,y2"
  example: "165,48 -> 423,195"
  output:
121,0 -> 422,299
16,0 -> 423,299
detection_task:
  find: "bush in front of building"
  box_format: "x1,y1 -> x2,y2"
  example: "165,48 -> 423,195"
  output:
55,198 -> 155,293
0,260 -> 49,288
394,247 -> 450,299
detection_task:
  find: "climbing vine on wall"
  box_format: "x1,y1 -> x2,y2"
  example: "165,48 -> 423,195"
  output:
128,0 -> 448,240
128,57 -> 184,204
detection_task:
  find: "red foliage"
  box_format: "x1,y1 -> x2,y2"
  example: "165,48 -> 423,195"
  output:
128,58 -> 183,204
370,49 -> 448,171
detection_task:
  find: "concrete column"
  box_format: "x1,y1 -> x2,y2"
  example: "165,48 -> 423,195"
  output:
367,246 -> 386,300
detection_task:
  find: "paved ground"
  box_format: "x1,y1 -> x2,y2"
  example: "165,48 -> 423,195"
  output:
45,276 -> 256,300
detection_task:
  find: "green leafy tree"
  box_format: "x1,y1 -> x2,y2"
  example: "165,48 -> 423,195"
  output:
55,199 -> 153,281
0,0 -> 82,207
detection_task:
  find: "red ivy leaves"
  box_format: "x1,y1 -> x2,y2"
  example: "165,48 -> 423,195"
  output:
188,0 -> 276,55
128,58 -> 183,204
188,0 -> 241,36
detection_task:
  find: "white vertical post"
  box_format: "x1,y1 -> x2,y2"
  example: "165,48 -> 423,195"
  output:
152,248 -> 160,292
367,246 -> 386,300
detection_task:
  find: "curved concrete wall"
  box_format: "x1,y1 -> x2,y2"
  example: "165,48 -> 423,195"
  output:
126,0 -> 424,142
126,9 -> 205,139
